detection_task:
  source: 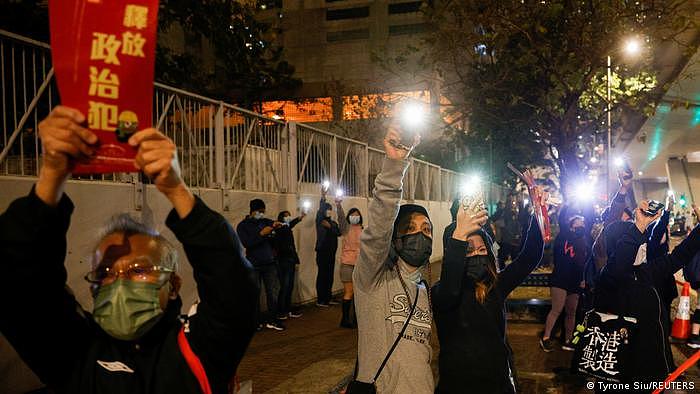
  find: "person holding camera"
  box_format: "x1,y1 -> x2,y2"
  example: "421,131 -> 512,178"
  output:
431,188 -> 545,394
593,200 -> 700,386
0,106 -> 258,394
348,126 -> 434,393
238,199 -> 286,331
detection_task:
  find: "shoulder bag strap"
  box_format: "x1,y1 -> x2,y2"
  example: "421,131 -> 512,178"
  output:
372,284 -> 420,382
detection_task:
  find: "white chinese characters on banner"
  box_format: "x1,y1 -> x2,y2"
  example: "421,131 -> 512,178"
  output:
578,326 -> 622,377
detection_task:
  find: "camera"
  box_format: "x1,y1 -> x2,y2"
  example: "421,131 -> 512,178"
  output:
642,200 -> 664,216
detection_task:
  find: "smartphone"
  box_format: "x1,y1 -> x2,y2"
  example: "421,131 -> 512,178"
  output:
642,200 -> 665,216
461,192 -> 486,217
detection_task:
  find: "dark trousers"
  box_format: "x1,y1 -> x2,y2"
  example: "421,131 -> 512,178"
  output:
277,257 -> 296,315
316,249 -> 336,304
253,264 -> 280,323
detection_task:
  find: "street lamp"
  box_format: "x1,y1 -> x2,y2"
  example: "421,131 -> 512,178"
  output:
606,37 -> 642,199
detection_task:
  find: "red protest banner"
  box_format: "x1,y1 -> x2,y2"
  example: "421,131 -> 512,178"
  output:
49,0 -> 159,174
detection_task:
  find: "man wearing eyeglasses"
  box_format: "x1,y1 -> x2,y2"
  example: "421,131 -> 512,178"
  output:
0,106 -> 257,394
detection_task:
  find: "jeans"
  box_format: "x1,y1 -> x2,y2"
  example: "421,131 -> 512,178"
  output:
315,249 -> 336,304
253,264 -> 280,324
277,257 -> 297,315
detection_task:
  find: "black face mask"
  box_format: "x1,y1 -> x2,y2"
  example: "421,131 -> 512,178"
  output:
394,232 -> 432,267
573,227 -> 585,238
466,254 -> 492,281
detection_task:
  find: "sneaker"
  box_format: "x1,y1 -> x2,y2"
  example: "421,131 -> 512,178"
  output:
288,310 -> 303,318
265,321 -> 286,331
328,300 -> 340,305
316,302 -> 329,307
561,341 -> 575,351
277,314 -> 288,320
540,338 -> 554,353
688,335 -> 700,349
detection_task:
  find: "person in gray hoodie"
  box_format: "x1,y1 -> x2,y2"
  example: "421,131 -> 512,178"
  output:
352,126 -> 434,393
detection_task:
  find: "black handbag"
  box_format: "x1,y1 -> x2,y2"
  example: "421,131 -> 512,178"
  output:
346,285 -> 420,394
571,308 -> 637,383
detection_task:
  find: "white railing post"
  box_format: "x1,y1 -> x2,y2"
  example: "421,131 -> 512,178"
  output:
214,102 -> 225,189
362,145 -> 369,197
288,122 -> 298,194
330,135 -> 338,187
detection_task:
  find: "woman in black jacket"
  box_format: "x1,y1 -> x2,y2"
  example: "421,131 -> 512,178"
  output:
593,201 -> 700,387
432,197 -> 545,394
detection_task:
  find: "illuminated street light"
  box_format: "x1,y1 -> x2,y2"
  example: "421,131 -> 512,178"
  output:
624,38 -> 642,56
607,39 -> 642,199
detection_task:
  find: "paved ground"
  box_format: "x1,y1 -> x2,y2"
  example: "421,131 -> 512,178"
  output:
237,261 -> 700,394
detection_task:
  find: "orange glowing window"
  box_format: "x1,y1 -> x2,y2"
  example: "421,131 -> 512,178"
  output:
342,91 -> 430,120
262,98 -> 333,122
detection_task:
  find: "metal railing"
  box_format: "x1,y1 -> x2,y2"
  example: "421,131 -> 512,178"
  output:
0,29 -> 473,201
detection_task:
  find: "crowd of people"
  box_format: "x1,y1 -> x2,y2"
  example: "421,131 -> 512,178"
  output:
2,106 -> 700,394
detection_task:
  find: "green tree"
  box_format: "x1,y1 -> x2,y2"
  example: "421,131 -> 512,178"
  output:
157,0 -> 300,108
0,1 -> 300,108
387,0 -> 698,197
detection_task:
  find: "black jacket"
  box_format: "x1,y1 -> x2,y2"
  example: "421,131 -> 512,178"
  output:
647,210 -> 678,308
237,216 -> 276,267
432,215 -> 544,394
0,189 -> 258,394
595,221 -> 700,384
273,217 -> 302,263
314,198 -> 340,253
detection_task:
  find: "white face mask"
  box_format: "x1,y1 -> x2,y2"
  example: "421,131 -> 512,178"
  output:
326,210 -> 333,218
253,211 -> 264,220
398,259 -> 423,284
349,215 -> 361,225
283,216 -> 292,224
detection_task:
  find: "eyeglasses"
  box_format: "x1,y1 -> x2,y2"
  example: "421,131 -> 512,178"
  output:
84,262 -> 174,285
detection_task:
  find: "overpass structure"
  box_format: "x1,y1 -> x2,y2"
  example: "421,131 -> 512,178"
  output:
623,48 -> 700,206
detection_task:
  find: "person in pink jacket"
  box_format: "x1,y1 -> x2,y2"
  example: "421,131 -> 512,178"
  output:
336,196 -> 363,328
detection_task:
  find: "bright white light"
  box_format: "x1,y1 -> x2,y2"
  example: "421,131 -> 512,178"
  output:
574,183 -> 594,202
637,171 -> 643,176
614,157 -> 625,167
335,189 -> 344,198
302,200 -> 311,210
624,38 -> 641,56
401,101 -> 426,129
322,180 -> 330,190
271,114 -> 282,120
460,174 -> 482,197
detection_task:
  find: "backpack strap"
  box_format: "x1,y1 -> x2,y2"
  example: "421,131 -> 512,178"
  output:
372,284 -> 420,382
178,326 -> 213,394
